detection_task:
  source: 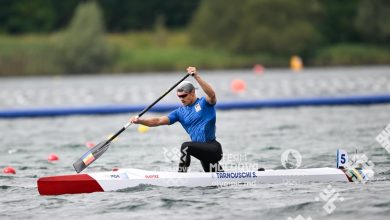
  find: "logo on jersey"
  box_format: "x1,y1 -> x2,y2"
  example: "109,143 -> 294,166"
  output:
195,103 -> 202,112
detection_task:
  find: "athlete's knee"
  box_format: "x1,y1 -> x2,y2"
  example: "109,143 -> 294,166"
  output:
181,142 -> 190,149
180,142 -> 191,153
179,142 -> 191,166
216,152 -> 223,162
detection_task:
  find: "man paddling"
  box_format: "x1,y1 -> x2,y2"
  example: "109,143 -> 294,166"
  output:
130,66 -> 223,173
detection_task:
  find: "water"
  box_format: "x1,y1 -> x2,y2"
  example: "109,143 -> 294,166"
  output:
1,66 -> 390,220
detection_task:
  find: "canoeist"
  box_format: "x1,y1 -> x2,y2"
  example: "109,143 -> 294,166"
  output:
130,66 -> 223,172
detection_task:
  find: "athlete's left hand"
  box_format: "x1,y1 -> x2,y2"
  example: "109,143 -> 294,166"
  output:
187,66 -> 197,77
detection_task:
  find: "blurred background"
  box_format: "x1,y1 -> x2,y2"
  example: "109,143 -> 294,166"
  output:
0,0 -> 389,76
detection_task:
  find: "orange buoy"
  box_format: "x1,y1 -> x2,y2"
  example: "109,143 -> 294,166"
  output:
231,79 -> 246,93
2,166 -> 16,174
290,55 -> 303,72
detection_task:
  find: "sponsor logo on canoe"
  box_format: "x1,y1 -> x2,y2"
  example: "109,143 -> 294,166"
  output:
109,173 -> 129,179
215,171 -> 257,179
145,174 -> 159,179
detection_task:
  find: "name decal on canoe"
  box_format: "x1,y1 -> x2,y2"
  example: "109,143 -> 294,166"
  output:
215,172 -> 257,179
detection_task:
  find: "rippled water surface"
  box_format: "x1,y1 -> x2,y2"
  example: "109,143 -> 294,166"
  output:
1,66 -> 390,220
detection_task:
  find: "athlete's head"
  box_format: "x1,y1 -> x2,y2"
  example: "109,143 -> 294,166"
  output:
176,81 -> 196,106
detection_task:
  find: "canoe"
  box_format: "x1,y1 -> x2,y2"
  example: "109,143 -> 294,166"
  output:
37,167 -> 353,195
38,149 -> 372,195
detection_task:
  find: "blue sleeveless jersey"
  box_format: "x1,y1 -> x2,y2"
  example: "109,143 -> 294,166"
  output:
168,97 -> 216,142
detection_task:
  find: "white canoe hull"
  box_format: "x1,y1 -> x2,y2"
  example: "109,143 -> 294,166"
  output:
37,167 -> 351,195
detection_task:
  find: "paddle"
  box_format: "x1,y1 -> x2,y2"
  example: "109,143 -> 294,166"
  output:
73,73 -> 191,173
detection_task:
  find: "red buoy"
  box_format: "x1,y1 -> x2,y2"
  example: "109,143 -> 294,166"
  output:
231,79 -> 246,93
85,141 -> 95,148
253,64 -> 265,75
2,166 -> 16,174
48,153 -> 59,162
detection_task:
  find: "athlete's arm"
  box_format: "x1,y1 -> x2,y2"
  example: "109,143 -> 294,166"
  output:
129,116 -> 169,127
187,66 -> 216,105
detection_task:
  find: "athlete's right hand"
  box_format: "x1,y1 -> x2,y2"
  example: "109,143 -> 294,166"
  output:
129,116 -> 140,124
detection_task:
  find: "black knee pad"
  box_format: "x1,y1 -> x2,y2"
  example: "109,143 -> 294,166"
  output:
181,142 -> 191,151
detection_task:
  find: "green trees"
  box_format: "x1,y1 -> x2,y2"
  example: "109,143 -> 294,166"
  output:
0,0 -> 389,75
189,0 -> 389,65
0,0 -> 79,34
355,0 -> 390,44
54,1 -> 115,74
316,0 -> 361,44
99,0 -> 200,31
0,0 -> 200,34
190,0 -> 322,55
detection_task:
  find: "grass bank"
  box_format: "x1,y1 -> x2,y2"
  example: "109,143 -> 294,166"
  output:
107,31 -> 287,72
313,44 -> 390,66
0,31 -> 389,76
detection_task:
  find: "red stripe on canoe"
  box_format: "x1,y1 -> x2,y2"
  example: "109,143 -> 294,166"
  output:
37,174 -> 104,195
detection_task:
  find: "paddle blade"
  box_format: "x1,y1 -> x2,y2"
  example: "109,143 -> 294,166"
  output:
73,141 -> 111,173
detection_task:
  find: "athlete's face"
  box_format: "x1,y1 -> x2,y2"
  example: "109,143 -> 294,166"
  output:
177,90 -> 196,106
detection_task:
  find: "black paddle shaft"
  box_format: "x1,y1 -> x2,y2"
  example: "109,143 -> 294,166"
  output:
73,73 -> 191,173
106,73 -> 191,143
